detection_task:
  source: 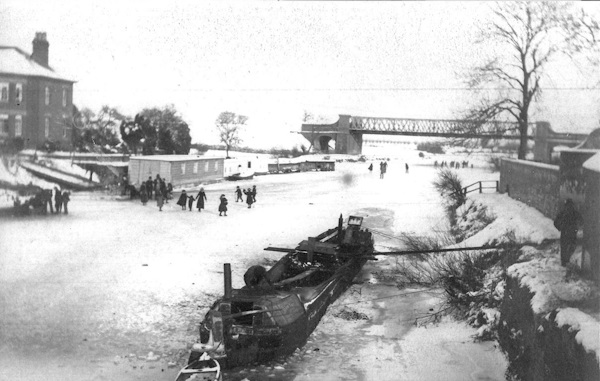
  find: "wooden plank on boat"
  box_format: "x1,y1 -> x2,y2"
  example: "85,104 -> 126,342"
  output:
297,240 -> 337,255
274,268 -> 318,286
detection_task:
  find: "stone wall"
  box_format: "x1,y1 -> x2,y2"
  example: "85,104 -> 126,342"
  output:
499,158 -> 560,219
499,276 -> 600,381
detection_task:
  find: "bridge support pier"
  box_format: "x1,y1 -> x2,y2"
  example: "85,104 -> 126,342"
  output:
301,114 -> 363,155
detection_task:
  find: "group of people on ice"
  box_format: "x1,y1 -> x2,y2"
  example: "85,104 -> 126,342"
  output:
152,183 -> 257,216
13,187 -> 71,216
368,161 -> 409,178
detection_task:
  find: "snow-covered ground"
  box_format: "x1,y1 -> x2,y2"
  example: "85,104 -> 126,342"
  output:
0,157 -> 506,381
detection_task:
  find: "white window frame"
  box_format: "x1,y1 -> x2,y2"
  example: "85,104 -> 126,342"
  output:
193,162 -> 198,174
181,163 -> 186,175
205,161 -> 209,172
62,88 -> 67,107
15,83 -> 23,104
0,114 -> 8,135
45,117 -> 50,138
45,87 -> 50,105
0,83 -> 8,103
15,115 -> 22,137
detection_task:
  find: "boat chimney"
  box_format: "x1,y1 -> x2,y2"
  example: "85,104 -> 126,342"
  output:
224,263 -> 232,298
338,214 -> 343,244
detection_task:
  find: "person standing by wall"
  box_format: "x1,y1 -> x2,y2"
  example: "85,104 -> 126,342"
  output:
156,190 -> 164,212
196,188 -> 207,212
146,176 -> 153,200
140,184 -> 148,205
554,199 -> 583,266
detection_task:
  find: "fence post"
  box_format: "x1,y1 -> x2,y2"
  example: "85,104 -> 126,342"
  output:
496,181 -> 499,192
479,182 -> 482,193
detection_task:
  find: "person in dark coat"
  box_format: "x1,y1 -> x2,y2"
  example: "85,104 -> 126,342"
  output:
146,177 -> 153,199
160,179 -> 167,202
44,189 -> 54,214
235,186 -> 243,202
54,187 -> 63,213
140,186 -> 148,205
368,163 -> 373,171
251,185 -> 257,203
405,163 -> 409,173
243,265 -> 272,289
243,188 -> 254,209
554,199 -> 583,266
187,194 -> 196,211
62,191 -> 70,214
196,188 -> 207,212
218,194 -> 228,216
177,190 -> 188,210
167,182 -> 173,200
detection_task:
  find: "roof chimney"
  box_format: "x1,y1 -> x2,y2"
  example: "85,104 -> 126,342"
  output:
31,32 -> 49,68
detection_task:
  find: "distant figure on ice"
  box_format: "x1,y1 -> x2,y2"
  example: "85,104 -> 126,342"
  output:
405,163 -> 409,173
554,199 -> 583,266
140,184 -> 148,205
146,176 -> 153,199
243,188 -> 254,209
379,162 -> 384,179
177,190 -> 188,210
235,186 -> 243,202
54,187 -> 63,214
62,191 -> 70,214
218,194 -> 228,216
187,194 -> 196,211
44,189 -> 54,214
251,185 -> 257,203
368,163 -> 373,172
156,190 -> 164,212
196,188 -> 207,212
167,182 -> 173,200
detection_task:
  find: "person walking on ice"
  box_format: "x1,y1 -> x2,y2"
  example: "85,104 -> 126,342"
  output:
187,193 -> 196,211
405,163 -> 409,173
62,191 -> 70,214
196,187 -> 207,212
251,185 -> 257,203
218,194 -> 228,216
235,186 -> 243,202
244,188 -> 254,209
156,190 -> 164,212
177,190 -> 188,210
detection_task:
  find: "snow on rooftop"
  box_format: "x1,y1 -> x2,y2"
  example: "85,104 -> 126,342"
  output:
0,47 -> 74,82
555,307 -> 600,364
130,155 -> 223,162
583,152 -> 600,173
501,158 -> 559,171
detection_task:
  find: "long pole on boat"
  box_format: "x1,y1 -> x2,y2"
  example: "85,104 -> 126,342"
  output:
263,245 -> 498,256
224,263 -> 232,298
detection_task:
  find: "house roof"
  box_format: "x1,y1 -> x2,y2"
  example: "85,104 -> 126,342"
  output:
0,46 -> 74,82
130,155 -> 224,162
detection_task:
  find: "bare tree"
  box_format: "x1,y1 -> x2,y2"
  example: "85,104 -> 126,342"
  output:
215,111 -> 248,158
464,2 -> 599,159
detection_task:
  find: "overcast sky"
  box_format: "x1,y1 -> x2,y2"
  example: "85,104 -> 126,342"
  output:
1,0 -> 599,148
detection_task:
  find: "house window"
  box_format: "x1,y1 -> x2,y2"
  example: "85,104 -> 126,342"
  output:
15,83 -> 23,104
0,83 -> 8,102
45,117 -> 50,137
205,162 -> 209,172
0,115 -> 8,135
248,161 -> 252,168
181,163 -> 186,175
215,161 -> 220,172
45,87 -> 50,105
193,162 -> 198,174
15,115 -> 22,137
62,88 -> 67,107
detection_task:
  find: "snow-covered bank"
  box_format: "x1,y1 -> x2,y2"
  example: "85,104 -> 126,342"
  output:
453,192 -> 600,380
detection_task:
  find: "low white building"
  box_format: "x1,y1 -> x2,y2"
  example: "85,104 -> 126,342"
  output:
128,155 -> 224,188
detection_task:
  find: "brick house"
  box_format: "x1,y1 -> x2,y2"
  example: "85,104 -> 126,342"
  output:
0,32 -> 75,150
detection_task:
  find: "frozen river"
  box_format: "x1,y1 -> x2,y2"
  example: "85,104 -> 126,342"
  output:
0,158 -> 506,380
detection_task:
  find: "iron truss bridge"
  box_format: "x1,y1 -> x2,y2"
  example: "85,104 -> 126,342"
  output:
349,116 -> 534,140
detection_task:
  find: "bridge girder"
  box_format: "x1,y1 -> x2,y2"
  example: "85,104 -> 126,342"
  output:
349,116 -> 533,139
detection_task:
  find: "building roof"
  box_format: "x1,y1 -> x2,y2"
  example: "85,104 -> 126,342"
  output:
0,46 -> 74,82
583,152 -> 600,173
130,155 -> 224,162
